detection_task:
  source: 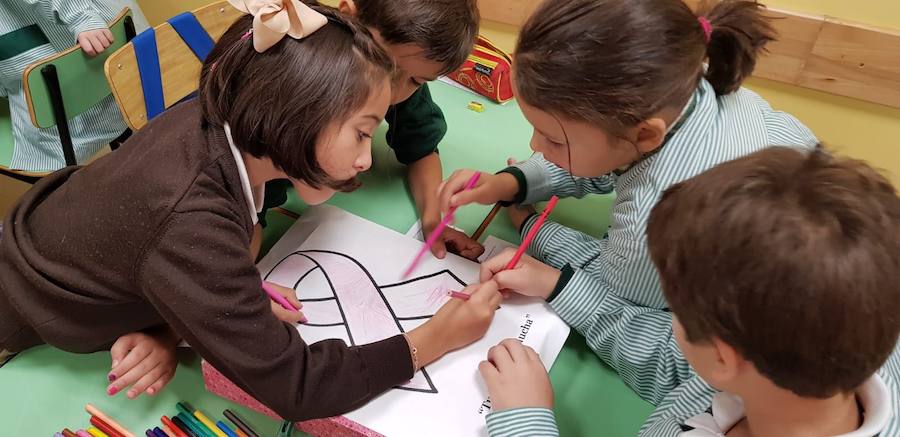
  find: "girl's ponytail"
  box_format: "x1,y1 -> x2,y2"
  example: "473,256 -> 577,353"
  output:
702,1 -> 776,96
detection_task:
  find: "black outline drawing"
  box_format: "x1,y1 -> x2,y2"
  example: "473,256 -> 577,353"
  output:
264,250 -> 467,394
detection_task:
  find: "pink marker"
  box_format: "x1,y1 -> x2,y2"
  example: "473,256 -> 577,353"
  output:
448,290 -> 470,301
402,172 -> 482,278
261,281 -> 299,312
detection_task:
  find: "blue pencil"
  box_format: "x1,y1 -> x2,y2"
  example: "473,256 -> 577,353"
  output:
215,421 -> 239,437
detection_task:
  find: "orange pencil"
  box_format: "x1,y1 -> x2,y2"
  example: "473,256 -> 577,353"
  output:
86,404 -> 136,437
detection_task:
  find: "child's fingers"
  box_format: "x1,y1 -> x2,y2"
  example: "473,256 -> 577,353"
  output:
479,248 -> 517,282
125,363 -> 169,399
109,342 -> 151,384
524,346 -> 543,364
478,360 -> 500,384
79,35 -> 98,55
467,280 -> 499,305
109,334 -> 139,370
145,369 -> 175,396
487,343 -> 513,369
499,338 -> 528,363
108,351 -> 157,396
429,238 -> 447,259
101,29 -> 114,46
438,170 -> 476,214
271,302 -> 305,324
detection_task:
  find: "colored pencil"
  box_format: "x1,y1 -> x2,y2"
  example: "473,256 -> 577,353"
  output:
233,429 -> 249,437
91,416 -> 125,437
175,413 -> 208,437
153,428 -> 169,437
175,404 -> 213,437
215,421 -> 239,437
193,411 -> 227,437
77,431 -> 93,437
223,410 -> 259,437
146,430 -> 156,437
170,416 -> 199,437
470,202 -> 502,241
86,404 -> 135,437
63,429 -> 80,437
404,172 -> 481,278
161,416 -> 188,437
448,290 -> 470,301
261,281 -> 299,312
156,425 -> 176,437
505,196 -> 559,270
86,428 -> 108,437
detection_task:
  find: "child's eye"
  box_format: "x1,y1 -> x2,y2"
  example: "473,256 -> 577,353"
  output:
546,137 -> 564,148
358,131 -> 373,141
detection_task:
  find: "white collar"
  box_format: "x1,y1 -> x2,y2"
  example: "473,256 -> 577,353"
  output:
224,123 -> 265,225
681,376 -> 892,437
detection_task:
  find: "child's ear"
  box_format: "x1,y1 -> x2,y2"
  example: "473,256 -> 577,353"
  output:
338,0 -> 358,16
632,117 -> 668,155
709,337 -> 743,385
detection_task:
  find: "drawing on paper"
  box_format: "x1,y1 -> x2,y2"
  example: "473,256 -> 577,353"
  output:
263,250 -> 467,394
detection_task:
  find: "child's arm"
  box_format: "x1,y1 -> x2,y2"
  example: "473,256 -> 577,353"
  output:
481,245 -> 694,406
480,339 -> 560,437
409,152 -> 483,260
387,84 -> 484,260
502,153 -> 617,205
15,0 -> 109,44
137,211 -> 501,421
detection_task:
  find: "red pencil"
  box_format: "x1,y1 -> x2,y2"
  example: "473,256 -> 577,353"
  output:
505,196 -> 560,270
161,416 -> 188,437
91,416 -> 126,437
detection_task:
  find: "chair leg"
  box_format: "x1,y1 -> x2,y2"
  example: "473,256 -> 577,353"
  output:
40,65 -> 77,167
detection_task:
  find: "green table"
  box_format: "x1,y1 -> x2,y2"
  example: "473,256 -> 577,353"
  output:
0,82 -> 652,436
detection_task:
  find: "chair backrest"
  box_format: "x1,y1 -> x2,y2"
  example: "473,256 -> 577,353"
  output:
104,1 -> 243,131
23,8 -> 135,129
0,97 -> 13,169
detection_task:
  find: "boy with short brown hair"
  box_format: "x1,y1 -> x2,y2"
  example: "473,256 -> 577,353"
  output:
479,147 -> 900,436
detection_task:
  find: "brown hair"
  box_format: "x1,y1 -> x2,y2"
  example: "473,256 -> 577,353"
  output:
199,7 -> 393,190
353,0 -> 479,74
515,0 -> 775,133
647,147 -> 900,398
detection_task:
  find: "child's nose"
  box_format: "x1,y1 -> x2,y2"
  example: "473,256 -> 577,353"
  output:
355,149 -> 372,172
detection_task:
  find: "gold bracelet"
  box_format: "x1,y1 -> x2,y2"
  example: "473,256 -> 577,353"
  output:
402,333 -> 420,373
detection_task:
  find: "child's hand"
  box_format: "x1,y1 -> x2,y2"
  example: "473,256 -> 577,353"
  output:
264,281 -> 307,324
479,339 -> 554,411
506,204 -> 537,231
480,249 -> 560,300
437,170 -> 520,215
107,328 -> 179,399
426,226 -> 485,261
408,281 -> 502,366
77,29 -> 114,56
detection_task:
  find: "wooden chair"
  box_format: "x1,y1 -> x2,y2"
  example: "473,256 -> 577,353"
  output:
105,1 -> 243,131
0,8 -> 137,183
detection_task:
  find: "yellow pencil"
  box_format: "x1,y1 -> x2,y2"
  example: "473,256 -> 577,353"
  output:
85,404 -> 136,437
86,428 -> 108,437
194,410 -> 228,437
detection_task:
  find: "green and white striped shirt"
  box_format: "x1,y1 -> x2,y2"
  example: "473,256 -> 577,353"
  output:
485,80 -> 898,435
0,0 -> 140,172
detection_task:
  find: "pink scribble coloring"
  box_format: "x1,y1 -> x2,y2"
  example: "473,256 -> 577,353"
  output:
264,250 -> 467,393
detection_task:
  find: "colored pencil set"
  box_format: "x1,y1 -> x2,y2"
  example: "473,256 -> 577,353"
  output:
52,402 -> 260,437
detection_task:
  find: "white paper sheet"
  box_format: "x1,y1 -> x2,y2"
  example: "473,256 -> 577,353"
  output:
258,206 -> 570,437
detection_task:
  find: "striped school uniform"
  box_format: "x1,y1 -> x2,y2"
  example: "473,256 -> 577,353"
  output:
483,79 -> 897,435
0,0 -> 140,172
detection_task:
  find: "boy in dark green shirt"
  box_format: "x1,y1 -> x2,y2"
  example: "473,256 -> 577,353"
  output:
258,0 -> 483,260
